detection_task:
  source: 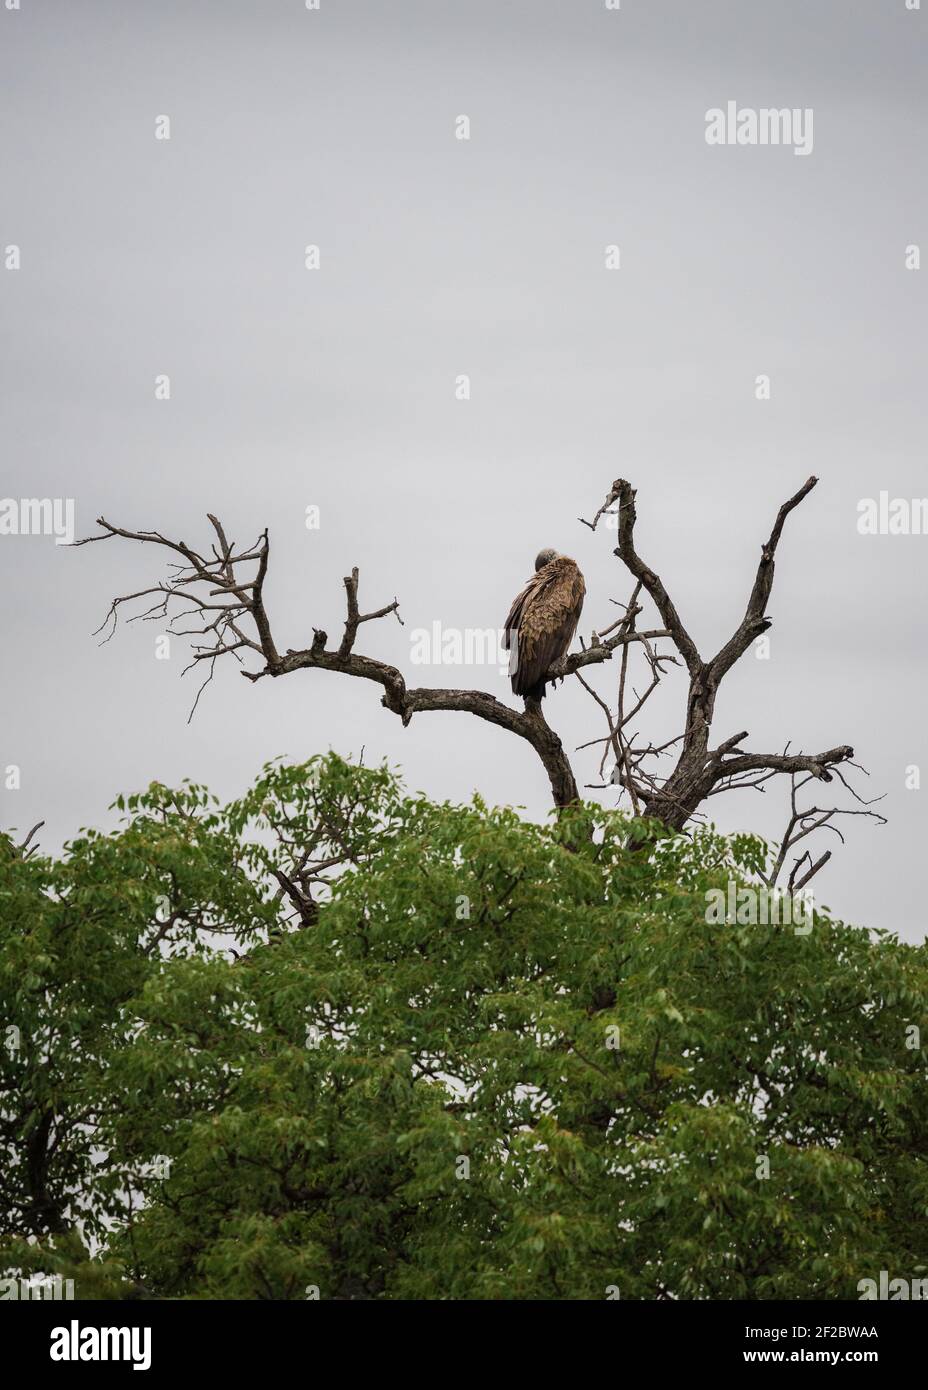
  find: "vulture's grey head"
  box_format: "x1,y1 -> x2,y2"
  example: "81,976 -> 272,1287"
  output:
534,548 -> 558,571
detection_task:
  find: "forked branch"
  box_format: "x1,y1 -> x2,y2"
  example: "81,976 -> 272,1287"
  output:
582,476 -> 863,833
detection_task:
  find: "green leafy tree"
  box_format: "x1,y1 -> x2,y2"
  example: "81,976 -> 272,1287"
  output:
1,756 -> 926,1299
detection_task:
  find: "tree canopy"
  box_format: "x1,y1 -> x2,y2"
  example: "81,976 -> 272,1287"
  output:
1,755 -> 925,1299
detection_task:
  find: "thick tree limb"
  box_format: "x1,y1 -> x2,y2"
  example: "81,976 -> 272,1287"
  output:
76,517 -> 654,811
612,480 -> 702,678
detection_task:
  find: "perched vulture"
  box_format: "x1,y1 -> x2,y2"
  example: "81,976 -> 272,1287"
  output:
503,549 -> 586,703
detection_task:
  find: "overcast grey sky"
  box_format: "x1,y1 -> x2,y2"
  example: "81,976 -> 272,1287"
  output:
1,0 -> 925,939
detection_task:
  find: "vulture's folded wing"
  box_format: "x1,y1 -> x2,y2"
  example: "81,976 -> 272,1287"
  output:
502,574 -> 540,651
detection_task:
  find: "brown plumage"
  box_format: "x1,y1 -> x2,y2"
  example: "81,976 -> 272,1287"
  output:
503,550 -> 585,703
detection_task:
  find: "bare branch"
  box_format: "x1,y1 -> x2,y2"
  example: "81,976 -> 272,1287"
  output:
610,479 -> 702,676
338,567 -> 403,658
13,822 -> 45,860
78,518 -> 586,809
706,476 -> 818,683
763,768 -> 886,891
714,744 -> 855,786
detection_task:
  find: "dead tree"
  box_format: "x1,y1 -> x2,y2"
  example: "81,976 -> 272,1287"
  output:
74,477 -> 875,883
